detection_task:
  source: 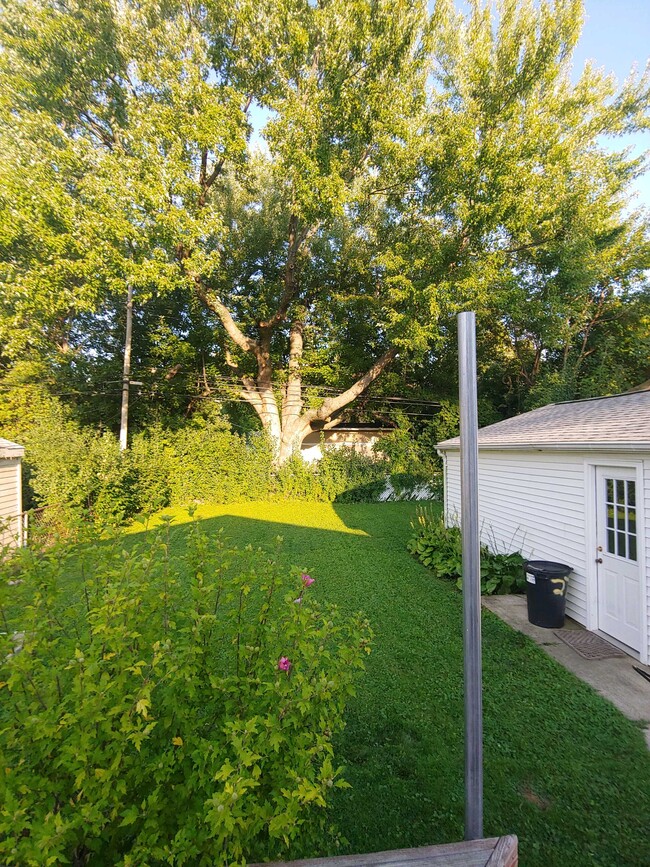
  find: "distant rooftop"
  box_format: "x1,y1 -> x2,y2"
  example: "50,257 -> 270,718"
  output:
0,438 -> 25,458
437,391 -> 650,451
310,422 -> 394,432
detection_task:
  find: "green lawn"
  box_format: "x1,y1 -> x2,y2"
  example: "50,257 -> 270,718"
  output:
128,501 -> 650,867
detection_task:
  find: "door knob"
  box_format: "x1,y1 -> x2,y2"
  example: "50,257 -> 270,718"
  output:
596,558 -> 603,563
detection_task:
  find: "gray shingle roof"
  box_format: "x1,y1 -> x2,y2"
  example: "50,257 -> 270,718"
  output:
437,391 -> 650,450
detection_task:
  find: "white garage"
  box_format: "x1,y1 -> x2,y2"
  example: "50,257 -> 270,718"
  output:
0,438 -> 25,549
437,391 -> 650,664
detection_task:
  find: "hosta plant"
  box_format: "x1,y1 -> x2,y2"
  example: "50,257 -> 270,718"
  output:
408,508 -> 526,595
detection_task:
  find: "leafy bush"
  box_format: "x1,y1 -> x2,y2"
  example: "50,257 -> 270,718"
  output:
20,411 -> 276,530
274,451 -> 444,505
21,402 -> 143,530
128,426 -> 174,512
18,403 -> 437,532
407,509 -> 463,577
408,508 -> 526,595
480,548 -> 527,595
383,473 -> 442,501
0,521 -> 371,865
334,477 -> 388,504
313,447 -> 387,500
275,453 -> 328,500
166,425 -> 274,506
334,472 -> 441,504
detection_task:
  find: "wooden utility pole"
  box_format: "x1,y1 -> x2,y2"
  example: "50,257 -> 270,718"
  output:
119,283 -> 133,451
458,311 -> 483,840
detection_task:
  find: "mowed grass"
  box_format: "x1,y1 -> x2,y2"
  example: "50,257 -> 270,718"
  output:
127,501 -> 650,867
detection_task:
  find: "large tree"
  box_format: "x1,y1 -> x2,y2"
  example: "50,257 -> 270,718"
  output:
1,0 -> 649,457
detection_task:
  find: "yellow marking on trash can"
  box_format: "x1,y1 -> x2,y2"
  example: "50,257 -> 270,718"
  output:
551,578 -> 566,596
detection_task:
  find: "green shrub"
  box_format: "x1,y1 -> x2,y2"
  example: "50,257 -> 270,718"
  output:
166,425 -> 273,506
19,406 -> 433,532
316,447 -> 388,501
407,508 -> 526,595
275,453 -> 326,500
334,477 -> 388,504
19,409 -> 276,530
480,547 -> 527,595
22,403 -> 144,530
386,473 -> 442,501
271,448 -> 392,503
407,509 -> 463,577
374,419 -> 431,475
0,521 -> 371,865
333,472 -> 440,504
129,426 -> 174,512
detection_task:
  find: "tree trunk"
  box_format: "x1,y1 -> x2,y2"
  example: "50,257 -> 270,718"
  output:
194,212 -> 398,464
246,341 -> 398,465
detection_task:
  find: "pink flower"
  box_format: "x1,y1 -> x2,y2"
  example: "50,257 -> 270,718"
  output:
301,574 -> 315,588
294,597 -> 303,604
278,656 -> 292,672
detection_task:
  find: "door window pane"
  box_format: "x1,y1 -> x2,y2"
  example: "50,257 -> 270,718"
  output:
604,478 -> 637,562
628,535 -> 637,561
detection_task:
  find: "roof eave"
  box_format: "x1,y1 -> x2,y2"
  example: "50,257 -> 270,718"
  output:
436,441 -> 650,453
0,446 -> 25,459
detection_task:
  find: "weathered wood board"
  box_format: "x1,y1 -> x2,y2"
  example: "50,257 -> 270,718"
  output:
250,835 -> 518,867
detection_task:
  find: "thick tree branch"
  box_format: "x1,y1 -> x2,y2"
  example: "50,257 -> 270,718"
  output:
79,111 -> 115,149
197,96 -> 253,206
198,154 -> 226,206
319,416 -> 346,432
282,319 -> 304,423
199,148 -> 208,189
260,218 -> 320,330
240,377 -> 264,413
195,286 -> 260,358
501,232 -> 563,256
224,348 -> 241,371
303,346 -> 398,425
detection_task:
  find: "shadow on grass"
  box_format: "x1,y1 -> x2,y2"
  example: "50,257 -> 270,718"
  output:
135,504 -> 650,866
11,502 -> 650,866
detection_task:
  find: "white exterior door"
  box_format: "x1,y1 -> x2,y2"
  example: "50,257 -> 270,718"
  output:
595,467 -> 641,651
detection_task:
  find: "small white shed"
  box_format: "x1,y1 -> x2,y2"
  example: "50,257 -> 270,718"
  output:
0,437 -> 25,548
437,391 -> 650,664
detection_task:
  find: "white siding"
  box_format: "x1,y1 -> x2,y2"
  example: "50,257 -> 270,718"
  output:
300,430 -> 385,463
639,459 -> 650,664
444,450 -> 589,625
0,458 -> 22,547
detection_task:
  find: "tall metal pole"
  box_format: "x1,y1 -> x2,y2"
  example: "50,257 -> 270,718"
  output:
119,283 -> 133,451
458,311 -> 483,840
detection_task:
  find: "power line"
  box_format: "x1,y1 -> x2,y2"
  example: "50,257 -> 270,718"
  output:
0,373 -> 443,424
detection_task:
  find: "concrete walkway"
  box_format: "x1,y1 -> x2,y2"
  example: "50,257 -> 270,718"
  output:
482,595 -> 650,749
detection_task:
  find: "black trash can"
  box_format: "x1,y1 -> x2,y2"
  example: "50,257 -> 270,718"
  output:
524,560 -> 572,628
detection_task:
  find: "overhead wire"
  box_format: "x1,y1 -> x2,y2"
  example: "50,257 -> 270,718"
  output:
0,371 -> 442,424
